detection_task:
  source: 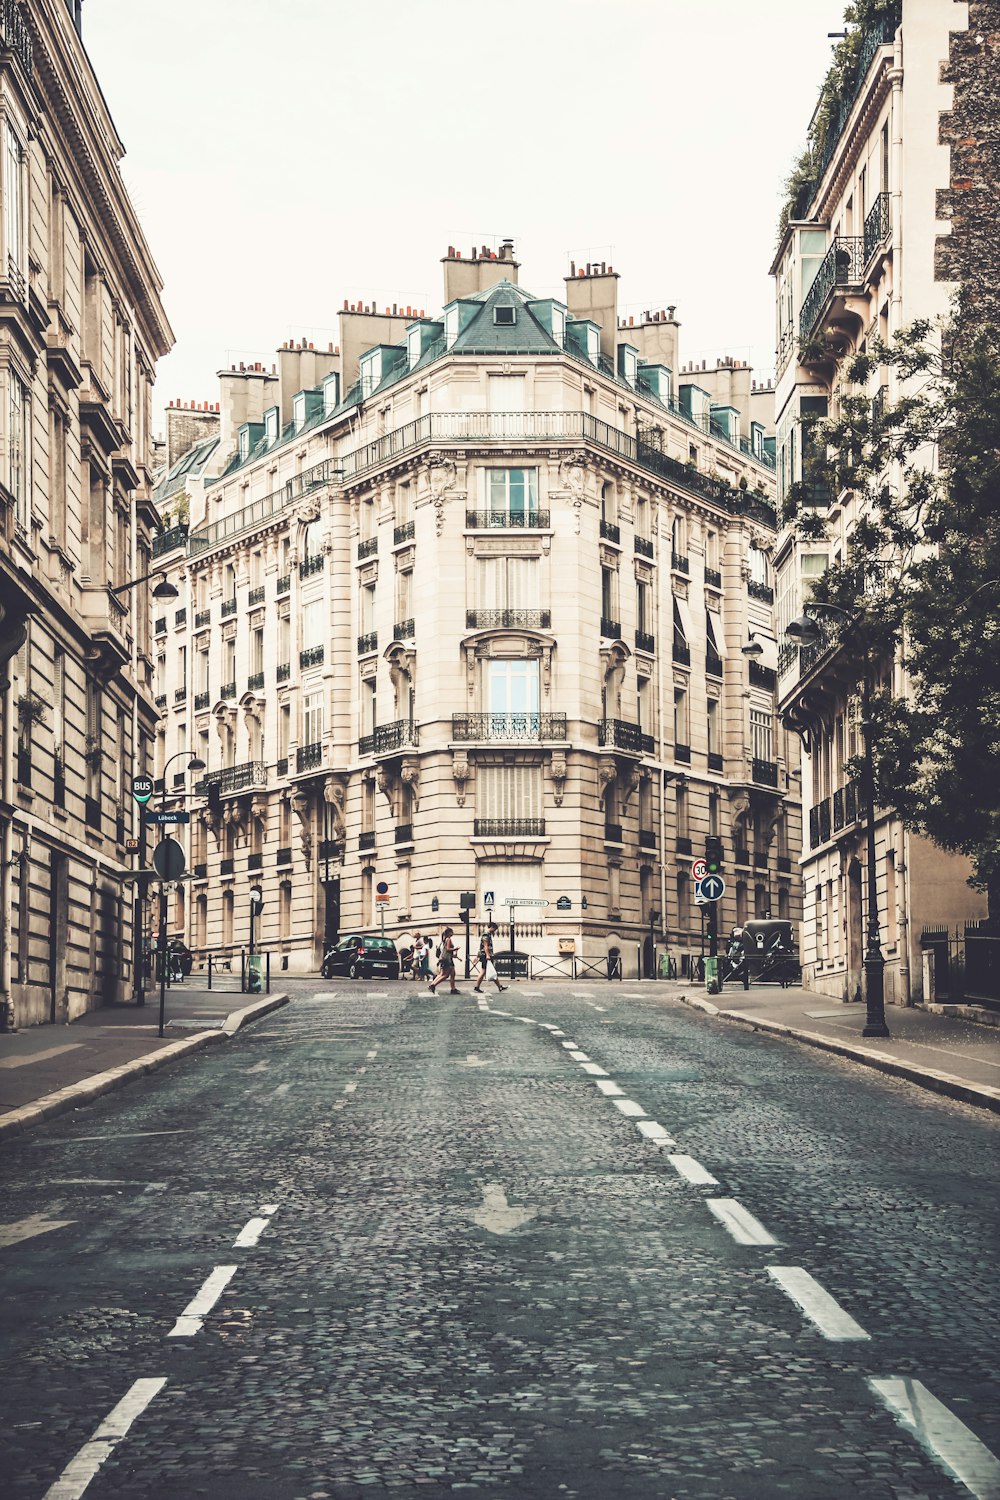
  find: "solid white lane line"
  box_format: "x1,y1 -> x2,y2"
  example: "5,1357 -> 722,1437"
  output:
637,1120 -> 677,1146
42,1377 -> 167,1500
668,1154 -> 719,1186
365,992 -> 387,998
572,991 -> 595,997
612,1098 -> 647,1118
580,1062 -> 609,1076
869,1378 -> 1000,1500
706,1198 -> 778,1245
768,1267 -> 870,1340
596,1079 -> 625,1096
167,1265 -> 238,1337
569,1050 -> 591,1061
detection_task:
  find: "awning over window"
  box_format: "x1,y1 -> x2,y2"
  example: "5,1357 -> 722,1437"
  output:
752,634 -> 779,673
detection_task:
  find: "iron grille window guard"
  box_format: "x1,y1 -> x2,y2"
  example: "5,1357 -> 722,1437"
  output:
195,761 -> 267,796
465,609 -> 550,631
248,852 -> 263,871
752,757 -> 779,787
393,619 -> 415,640
174,687 -> 186,703
748,661 -> 777,690
276,847 -> 292,865
221,598 -> 237,618
297,742 -> 323,772
809,798 -> 832,847
194,609 -> 211,629
248,672 -> 264,692
277,573 -> 290,595
357,632 -> 378,655
634,535 -> 654,558
706,649 -> 724,678
675,743 -> 691,764
220,681 -> 236,699
220,858 -> 234,876
248,586 -> 265,606
799,236 -> 865,339
465,509 -> 551,530
357,537 -> 378,559
671,552 -> 690,574
604,824 -> 623,844
154,617 -> 166,635
301,554 -> 324,577
300,645 -> 324,668
705,567 -> 722,589
673,641 -> 691,666
639,829 -> 657,849
600,617 -> 621,639
174,607 -> 187,626
154,693 -> 167,708
276,757 -> 288,777
276,662 -> 291,682
845,783 -> 858,824
473,819 -> 546,838
451,712 -> 566,743
635,630 -> 655,654
599,519 -> 621,543
598,718 -> 646,753
359,733 -> 374,755
748,579 -> 774,604
778,641 -> 798,675
394,824 -> 414,843
394,520 -> 415,544
359,830 -> 376,850
676,835 -> 693,854
708,751 -> 724,772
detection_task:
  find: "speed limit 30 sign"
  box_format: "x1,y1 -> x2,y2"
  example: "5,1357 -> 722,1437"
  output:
692,858 -> 708,881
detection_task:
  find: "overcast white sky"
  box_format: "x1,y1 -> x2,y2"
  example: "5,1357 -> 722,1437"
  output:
85,0 -> 843,429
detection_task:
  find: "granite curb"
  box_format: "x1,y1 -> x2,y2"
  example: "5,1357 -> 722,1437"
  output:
678,992 -> 1000,1116
0,992 -> 289,1141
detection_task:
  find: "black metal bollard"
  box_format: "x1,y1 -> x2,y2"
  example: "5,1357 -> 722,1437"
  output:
266,952 -> 271,994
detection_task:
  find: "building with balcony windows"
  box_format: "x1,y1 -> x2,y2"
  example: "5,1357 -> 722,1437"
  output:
770,0 -> 989,1004
0,0 -> 173,1026
153,244 -> 800,977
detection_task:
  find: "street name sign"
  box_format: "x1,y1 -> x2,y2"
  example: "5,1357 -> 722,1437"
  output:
556,896 -> 571,910
700,873 -> 725,902
505,898 -> 549,907
144,810 -> 190,825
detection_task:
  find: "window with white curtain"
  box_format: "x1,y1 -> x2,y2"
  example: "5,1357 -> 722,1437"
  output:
302,598 -> 323,648
485,659 -> 539,715
302,690 -> 324,746
487,375 -> 526,413
477,555 -> 539,609
750,708 -> 773,762
476,764 -> 542,822
485,468 -> 537,520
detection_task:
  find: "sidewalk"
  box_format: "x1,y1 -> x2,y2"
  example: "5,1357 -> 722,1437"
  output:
0,985 -> 289,1140
664,980 -> 1000,1115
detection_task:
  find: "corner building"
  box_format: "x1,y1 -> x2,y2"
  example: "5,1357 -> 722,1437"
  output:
155,247 -> 800,977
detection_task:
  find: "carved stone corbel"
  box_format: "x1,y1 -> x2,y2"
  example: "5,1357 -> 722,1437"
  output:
427,456 -> 457,537
452,750 -> 470,806
400,756 -> 420,810
323,775 -> 348,842
376,764 -> 395,808
597,756 -> 617,806
291,789 -> 313,867
619,762 -> 641,809
728,788 -> 752,837
549,749 -> 567,806
250,794 -> 268,839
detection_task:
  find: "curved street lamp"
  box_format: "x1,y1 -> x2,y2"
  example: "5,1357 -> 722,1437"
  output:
785,602 -> 890,1039
109,570 -> 179,604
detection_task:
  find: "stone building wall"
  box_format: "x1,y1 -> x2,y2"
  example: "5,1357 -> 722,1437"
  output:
936,0 -> 1000,320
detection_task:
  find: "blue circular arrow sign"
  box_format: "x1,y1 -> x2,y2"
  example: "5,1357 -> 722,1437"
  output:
700,873 -> 726,902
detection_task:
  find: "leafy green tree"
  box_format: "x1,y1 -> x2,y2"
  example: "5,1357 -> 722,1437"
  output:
782,295 -> 1000,914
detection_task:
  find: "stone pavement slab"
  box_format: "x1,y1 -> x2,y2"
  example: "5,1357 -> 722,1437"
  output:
662,980 -> 1000,1113
0,987 -> 289,1138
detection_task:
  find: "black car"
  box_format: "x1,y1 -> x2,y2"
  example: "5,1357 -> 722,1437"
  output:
321,935 -> 401,981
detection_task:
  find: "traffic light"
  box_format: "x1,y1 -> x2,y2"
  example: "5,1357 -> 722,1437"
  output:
207,779 -> 222,815
705,835 -> 724,874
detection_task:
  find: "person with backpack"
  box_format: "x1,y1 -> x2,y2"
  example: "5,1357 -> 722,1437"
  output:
428,927 -> 460,994
473,921 -> 507,994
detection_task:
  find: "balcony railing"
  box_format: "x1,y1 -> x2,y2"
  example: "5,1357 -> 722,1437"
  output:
248,671 -> 264,692
276,757 -> 288,777
810,11 -> 900,193
708,751 -> 724,772
277,573 -> 290,595
600,616 -> 621,639
394,823 -> 413,844
473,819 -> 546,838
221,598 -> 237,618
394,520 -> 415,544
300,645 -> 324,668
174,607 -> 187,627
194,609 -> 211,629
864,191 -> 891,264
248,585 -> 265,606
357,537 -> 378,559
809,798 -> 832,848
466,509 -> 551,530
706,649 -> 724,679
248,852 -> 263,872
466,608 -> 550,631
705,567 -> 722,590
778,640 -> 798,676
220,680 -> 236,699
748,661 -> 777,691
297,742 -> 323,773
604,823 -> 623,844
393,619 -> 415,641
452,712 -> 566,743
154,693 -> 167,709
276,846 -> 292,865
357,632 -> 378,655
635,629 -> 655,654
634,535 -> 654,559
277,662 -> 290,683
672,552 -> 689,574
748,579 -> 774,604
599,519 -> 620,544
832,782 -> 860,831
300,553 -> 324,578
598,718 -> 654,754
752,757 -> 779,787
675,743 -> 691,764
359,830 -> 376,851
673,641 -> 691,666
151,522 -> 187,559
220,858 -> 234,876
358,720 -> 420,755
800,236 -> 865,339
195,761 -> 267,796
639,829 -> 657,849
188,458 -> 336,558
174,686 -> 186,704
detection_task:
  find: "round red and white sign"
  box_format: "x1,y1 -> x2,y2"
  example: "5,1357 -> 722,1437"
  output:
692,858 -> 708,881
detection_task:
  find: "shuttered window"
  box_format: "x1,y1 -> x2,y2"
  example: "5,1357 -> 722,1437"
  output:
477,556 -> 539,608
476,764 -> 542,821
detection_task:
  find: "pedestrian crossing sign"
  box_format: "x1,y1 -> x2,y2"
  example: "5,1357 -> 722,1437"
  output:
484,891 -> 495,908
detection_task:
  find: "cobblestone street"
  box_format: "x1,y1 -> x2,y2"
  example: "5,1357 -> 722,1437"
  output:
2,981 -> 998,1499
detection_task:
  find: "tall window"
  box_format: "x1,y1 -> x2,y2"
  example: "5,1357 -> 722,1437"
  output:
485,468 -> 536,522
477,556 -> 539,610
750,708 -> 773,763
675,782 -> 689,840
251,628 -> 264,678
637,676 -> 650,734
362,775 -> 375,832
600,481 -> 616,524
4,121 -> 25,282
396,567 -> 412,625
601,566 -> 617,625
707,697 -> 719,756
360,582 -> 376,633
636,580 -> 649,635
302,690 -> 324,747
8,372 -> 29,530
673,687 -> 688,747
302,598 -> 323,650
487,375 -> 526,413
486,659 -> 539,716
476,765 -> 542,826
278,703 -> 290,758
223,636 -> 236,689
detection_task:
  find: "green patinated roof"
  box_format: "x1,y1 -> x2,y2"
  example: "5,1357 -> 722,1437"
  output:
154,436 -> 220,502
450,281 -> 562,355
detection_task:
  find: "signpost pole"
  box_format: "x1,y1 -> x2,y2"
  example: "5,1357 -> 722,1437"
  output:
157,882 -> 168,1038
509,902 -> 515,956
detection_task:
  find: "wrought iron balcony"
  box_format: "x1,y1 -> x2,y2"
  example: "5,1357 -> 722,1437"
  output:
357,632 -> 378,656
452,712 -> 567,743
393,619 -> 415,641
358,720 -> 419,756
671,552 -> 689,574
800,236 -> 865,339
598,718 -> 652,754
194,609 -> 211,629
747,579 -> 774,604
600,519 -> 621,544
748,661 -> 777,691
706,649 -> 724,679
277,662 -> 290,683
195,761 -> 267,796
300,553 -> 324,578
249,586 -> 265,606
220,680 -> 236,699
600,616 -> 621,639
704,567 -> 722,590
247,672 -> 264,692
300,645 -> 324,668
778,640 -> 798,676
864,190 -> 891,263
173,687 -> 186,703
394,520 -> 415,544
466,608 -> 550,631
276,757 -> 288,777
675,743 -> 691,764
465,509 -> 550,530
154,616 -> 166,635
833,783 -> 860,830
394,823 -> 413,844
639,829 -> 657,849
248,852 -> 263,872
154,693 -> 167,709
752,757 -> 779,787
359,830 -> 376,850
473,819 -> 546,838
277,573 -> 290,595
635,629 -> 655,654
673,641 -> 691,666
634,535 -> 654,559
151,522 -> 187,558
604,823 -> 623,844
708,751 -> 724,772
809,797 -> 832,848
221,598 -> 237,618
297,742 -> 323,773
174,607 -> 187,627
357,537 -> 378,559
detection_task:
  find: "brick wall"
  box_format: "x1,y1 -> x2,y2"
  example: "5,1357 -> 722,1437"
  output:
936,1 -> 1000,319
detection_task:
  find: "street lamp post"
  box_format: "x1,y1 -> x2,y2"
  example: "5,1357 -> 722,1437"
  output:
153,751 -> 205,1038
784,605 -> 890,1039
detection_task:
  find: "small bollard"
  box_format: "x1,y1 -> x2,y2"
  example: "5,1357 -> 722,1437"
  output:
208,954 -> 213,990
266,952 -> 271,994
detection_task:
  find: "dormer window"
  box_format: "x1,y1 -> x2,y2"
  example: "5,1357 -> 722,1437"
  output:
239,427 -> 250,461
493,305 -> 516,326
265,406 -> 280,444
407,327 -> 423,369
551,307 -> 565,345
360,349 -> 383,399
293,394 -> 306,433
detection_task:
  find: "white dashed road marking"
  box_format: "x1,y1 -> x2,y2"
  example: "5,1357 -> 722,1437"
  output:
233,1205 -> 278,1248
560,1041 -> 578,1049
583,1001 -> 608,1012
580,1062 -> 608,1076
768,1266 -> 870,1340
706,1198 -> 778,1246
612,1098 -> 647,1118
271,1082 -> 292,1097
569,1050 -> 591,1061
596,1080 -> 625,1096
668,1154 -> 719,1186
0,1212 -> 77,1248
167,1265 -> 238,1337
41,1377 -> 167,1500
869,1378 -> 1000,1500
637,1121 -> 677,1146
